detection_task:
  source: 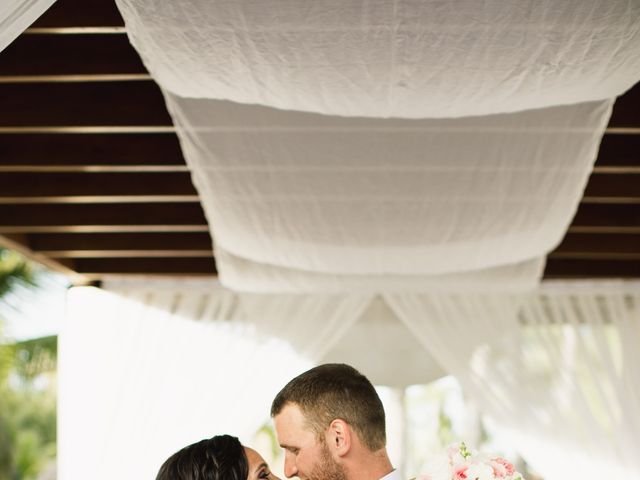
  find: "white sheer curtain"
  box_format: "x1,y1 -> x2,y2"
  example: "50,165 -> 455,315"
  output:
0,0 -> 56,52
321,296 -> 447,387
58,282 -> 371,480
116,0 -> 640,118
386,283 -> 640,480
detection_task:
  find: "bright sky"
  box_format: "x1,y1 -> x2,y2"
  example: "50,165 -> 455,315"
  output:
1,271 -> 69,342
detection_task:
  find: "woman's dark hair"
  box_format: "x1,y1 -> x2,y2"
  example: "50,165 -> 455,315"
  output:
156,435 -> 248,480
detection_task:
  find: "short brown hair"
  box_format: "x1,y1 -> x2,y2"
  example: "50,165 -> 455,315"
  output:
270,363 -> 386,451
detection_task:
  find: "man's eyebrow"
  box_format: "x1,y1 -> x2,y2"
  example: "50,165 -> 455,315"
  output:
279,443 -> 298,450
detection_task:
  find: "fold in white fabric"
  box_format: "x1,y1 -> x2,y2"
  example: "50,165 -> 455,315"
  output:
165,93 -> 610,290
0,0 -> 56,52
320,296 -> 447,387
216,248 -> 545,293
117,0 -> 640,118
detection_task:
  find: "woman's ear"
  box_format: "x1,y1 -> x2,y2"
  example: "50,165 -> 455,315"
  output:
327,419 -> 351,457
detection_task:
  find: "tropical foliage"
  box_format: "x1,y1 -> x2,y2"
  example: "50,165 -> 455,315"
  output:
0,249 -> 36,301
0,248 -> 57,480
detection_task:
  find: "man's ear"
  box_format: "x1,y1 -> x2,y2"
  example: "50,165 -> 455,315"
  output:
327,419 -> 351,457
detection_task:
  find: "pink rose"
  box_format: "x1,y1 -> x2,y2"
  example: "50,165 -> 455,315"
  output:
489,460 -> 507,478
492,458 -> 515,476
453,464 -> 468,480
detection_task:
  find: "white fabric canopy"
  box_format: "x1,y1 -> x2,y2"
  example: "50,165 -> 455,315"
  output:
58,3 -> 640,479
165,93 -> 610,291
386,283 -> 640,480
116,0 -> 640,118
0,0 -> 56,52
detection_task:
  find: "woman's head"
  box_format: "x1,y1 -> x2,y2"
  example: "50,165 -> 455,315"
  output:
156,435 -> 278,480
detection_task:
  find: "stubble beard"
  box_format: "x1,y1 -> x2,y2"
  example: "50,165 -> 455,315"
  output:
305,440 -> 348,480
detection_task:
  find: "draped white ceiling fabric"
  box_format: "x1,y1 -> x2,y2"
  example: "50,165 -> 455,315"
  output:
58,2 -> 640,479
0,0 -> 56,52
165,93 -> 610,291
386,283 -> 640,480
116,0 -> 640,118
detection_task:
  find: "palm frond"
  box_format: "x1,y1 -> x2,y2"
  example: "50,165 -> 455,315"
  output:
0,249 -> 37,299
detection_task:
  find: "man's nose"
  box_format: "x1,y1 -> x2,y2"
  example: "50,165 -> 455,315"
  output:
284,456 -> 298,478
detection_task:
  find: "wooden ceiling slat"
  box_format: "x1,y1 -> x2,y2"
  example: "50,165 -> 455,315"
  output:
552,233 -> 640,254
44,250 -> 213,258
0,133 -> 185,166
1,226 -> 210,234
31,0 -> 124,28
0,203 -> 636,235
0,172 -> 197,196
31,232 -> 636,256
0,203 -> 207,227
583,173 -> 640,198
572,203 -> 640,227
0,171 -> 634,200
0,82 -> 171,127
596,135 -> 640,167
68,257 -> 217,275
0,233 -> 83,280
1,80 -> 636,129
544,258 -> 640,278
609,83 -> 640,128
568,226 -> 640,234
0,133 -> 633,170
56,257 -> 640,278
0,34 -> 144,76
549,252 -> 640,260
28,232 -> 213,251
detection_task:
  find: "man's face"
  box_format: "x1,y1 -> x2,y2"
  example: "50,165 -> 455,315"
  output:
273,403 -> 347,480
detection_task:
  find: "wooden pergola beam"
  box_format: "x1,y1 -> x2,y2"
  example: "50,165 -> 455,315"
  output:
28,232 -> 212,251
0,133 -> 185,166
0,82 -> 171,127
31,0 -> 124,28
0,233 -> 88,283
544,258 -> 640,278
0,172 -> 197,196
0,34 -> 144,76
69,257 -> 217,275
0,202 -> 207,228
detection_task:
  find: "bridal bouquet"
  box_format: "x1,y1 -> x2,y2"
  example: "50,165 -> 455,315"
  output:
416,443 -> 524,480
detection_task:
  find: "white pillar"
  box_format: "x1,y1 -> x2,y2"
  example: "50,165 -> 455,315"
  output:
378,386 -> 407,478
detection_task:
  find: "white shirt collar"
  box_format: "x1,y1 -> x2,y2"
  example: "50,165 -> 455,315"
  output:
380,469 -> 401,480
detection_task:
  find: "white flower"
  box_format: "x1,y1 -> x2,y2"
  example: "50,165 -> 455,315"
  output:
465,462 -> 495,480
420,453 -> 453,480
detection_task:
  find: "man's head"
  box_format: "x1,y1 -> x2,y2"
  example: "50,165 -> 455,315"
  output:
271,364 -> 388,480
